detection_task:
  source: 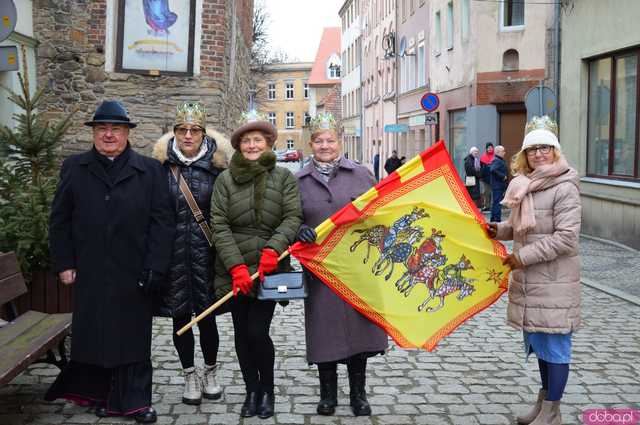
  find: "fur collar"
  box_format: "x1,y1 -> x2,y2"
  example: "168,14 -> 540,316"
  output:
152,127 -> 233,169
228,150 -> 276,225
229,150 -> 276,183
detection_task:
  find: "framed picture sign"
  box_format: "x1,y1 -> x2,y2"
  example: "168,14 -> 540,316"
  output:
115,0 -> 196,76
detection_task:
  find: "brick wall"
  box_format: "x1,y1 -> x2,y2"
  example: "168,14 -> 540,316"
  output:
475,69 -> 546,105
33,0 -> 252,155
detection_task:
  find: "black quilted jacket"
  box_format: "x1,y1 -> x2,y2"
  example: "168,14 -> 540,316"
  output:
154,136 -> 226,318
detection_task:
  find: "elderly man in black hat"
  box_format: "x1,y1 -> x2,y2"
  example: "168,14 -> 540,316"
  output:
45,101 -> 175,424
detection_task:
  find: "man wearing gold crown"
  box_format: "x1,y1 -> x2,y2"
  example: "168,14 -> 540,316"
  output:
487,116 -> 581,425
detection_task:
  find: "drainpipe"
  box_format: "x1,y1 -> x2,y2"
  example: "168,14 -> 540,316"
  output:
554,0 -> 561,122
394,0 -> 399,154
359,7 -> 364,164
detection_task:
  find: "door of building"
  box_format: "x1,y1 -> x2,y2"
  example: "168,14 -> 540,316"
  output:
499,108 -> 527,168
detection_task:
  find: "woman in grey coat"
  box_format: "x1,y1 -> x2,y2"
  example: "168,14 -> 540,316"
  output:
295,113 -> 388,417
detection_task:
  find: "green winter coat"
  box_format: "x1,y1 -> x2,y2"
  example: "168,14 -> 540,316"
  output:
210,151 -> 302,298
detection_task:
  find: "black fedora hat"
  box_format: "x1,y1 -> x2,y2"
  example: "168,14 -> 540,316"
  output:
84,100 -> 137,128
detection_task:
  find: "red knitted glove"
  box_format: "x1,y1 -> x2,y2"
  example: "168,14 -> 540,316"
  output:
258,248 -> 279,281
230,264 -> 254,296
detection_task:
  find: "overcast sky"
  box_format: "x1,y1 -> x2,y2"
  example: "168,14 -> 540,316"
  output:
262,0 -> 344,62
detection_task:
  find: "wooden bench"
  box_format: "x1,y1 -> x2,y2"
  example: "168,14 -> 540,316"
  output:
0,252 -> 71,386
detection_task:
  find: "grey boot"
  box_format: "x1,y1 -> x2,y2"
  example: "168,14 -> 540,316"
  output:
202,363 -> 223,400
182,367 -> 202,405
517,390 -> 547,425
529,400 -> 562,425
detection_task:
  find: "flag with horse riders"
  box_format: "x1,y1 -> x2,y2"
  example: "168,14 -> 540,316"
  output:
289,141 -> 510,350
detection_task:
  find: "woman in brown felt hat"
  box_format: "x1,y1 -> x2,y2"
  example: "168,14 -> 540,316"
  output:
210,110 -> 302,419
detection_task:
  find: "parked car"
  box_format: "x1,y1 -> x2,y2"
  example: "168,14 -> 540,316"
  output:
284,150 -> 301,162
274,149 -> 288,161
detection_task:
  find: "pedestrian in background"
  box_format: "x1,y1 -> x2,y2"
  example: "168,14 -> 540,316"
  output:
487,116 -> 581,425
480,142 -> 495,211
489,145 -> 508,222
373,152 -> 380,181
295,113 -> 388,417
383,150 -> 403,175
152,102 -> 232,405
210,111 -> 302,419
46,101 -> 175,424
464,146 -> 482,208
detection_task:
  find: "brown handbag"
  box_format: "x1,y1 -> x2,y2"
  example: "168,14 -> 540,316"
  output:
170,164 -> 213,247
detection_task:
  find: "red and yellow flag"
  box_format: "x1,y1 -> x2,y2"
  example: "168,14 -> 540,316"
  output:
289,141 -> 509,350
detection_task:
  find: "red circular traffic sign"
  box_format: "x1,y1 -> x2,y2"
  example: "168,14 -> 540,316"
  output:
420,92 -> 440,112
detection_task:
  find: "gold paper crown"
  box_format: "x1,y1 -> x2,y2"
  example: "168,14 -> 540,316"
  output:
175,102 -> 206,128
239,109 -> 269,125
309,112 -> 338,133
525,115 -> 558,136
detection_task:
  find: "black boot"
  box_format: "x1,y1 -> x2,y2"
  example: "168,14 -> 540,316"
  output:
240,391 -> 258,417
348,365 -> 371,416
316,369 -> 338,415
257,391 -> 275,419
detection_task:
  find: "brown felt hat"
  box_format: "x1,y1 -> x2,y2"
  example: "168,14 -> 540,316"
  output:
230,120 -> 278,150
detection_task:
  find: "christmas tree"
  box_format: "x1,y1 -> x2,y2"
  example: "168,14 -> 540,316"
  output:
0,56 -> 75,279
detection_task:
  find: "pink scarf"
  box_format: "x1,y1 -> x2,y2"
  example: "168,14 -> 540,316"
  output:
501,156 -> 570,235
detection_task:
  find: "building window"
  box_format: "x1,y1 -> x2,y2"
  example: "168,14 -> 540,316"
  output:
329,64 -> 341,78
501,0 -> 524,29
417,43 -> 425,87
435,11 -> 442,55
304,83 -> 309,99
327,53 -> 342,79
450,109 -> 468,178
285,82 -> 294,99
268,112 -> 276,126
502,49 -> 519,71
461,0 -> 470,41
304,112 -> 311,126
588,50 -> 640,179
287,139 -> 295,150
268,83 -> 276,100
286,112 -> 295,129
446,2 -> 454,50
408,53 -> 416,91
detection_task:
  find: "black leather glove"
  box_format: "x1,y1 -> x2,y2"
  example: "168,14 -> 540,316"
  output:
137,270 -> 166,295
296,224 -> 317,243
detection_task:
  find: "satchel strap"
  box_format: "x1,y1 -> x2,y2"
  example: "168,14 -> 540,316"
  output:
170,164 -> 213,247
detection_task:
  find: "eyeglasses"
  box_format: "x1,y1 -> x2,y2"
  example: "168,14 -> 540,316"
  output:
525,145 -> 553,156
94,125 -> 126,135
175,127 -> 203,137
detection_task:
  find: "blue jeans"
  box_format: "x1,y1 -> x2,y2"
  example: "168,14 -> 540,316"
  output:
491,188 -> 505,222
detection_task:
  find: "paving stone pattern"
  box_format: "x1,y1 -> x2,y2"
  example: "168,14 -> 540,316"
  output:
1,282 -> 639,425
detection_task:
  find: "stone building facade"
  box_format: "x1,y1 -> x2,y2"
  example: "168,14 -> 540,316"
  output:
254,62 -> 312,155
559,0 -> 640,249
33,0 -> 253,154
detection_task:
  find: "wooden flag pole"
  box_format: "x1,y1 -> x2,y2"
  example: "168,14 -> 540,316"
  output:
176,250 -> 291,336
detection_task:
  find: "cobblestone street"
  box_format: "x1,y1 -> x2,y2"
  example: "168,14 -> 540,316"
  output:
1,234 -> 639,425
